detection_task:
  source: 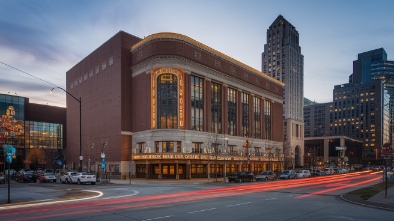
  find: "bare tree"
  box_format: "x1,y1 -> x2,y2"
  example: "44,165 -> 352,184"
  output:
242,139 -> 254,172
82,139 -> 97,172
26,149 -> 46,170
203,133 -> 224,182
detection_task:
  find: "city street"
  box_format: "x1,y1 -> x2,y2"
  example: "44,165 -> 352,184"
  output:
0,171 -> 391,221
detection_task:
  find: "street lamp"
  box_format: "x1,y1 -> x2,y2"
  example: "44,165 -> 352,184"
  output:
223,137 -> 228,183
51,87 -> 82,172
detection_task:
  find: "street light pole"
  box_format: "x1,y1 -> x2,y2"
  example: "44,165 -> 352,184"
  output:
223,137 -> 228,183
51,87 -> 82,172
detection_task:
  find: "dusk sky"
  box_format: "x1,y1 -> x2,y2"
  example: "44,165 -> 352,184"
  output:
1,0 -> 394,107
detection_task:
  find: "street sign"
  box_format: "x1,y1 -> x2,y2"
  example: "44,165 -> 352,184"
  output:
336,146 -> 346,150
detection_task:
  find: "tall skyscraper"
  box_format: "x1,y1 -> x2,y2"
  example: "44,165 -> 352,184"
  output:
262,15 -> 305,167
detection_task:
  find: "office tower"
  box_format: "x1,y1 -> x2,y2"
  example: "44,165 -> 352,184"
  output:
262,15 -> 304,167
331,81 -> 388,163
350,48 -> 387,84
304,102 -> 331,137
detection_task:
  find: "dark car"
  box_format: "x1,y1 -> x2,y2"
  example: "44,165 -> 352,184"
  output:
16,171 -> 39,183
228,171 -> 254,182
311,169 -> 326,176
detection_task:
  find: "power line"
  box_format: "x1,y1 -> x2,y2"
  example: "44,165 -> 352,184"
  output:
0,61 -> 58,87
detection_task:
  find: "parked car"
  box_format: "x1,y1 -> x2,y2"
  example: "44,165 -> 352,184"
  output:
311,169 -> 326,176
279,170 -> 296,179
4,169 -> 16,179
0,173 -> 5,184
296,170 -> 311,178
60,172 -> 77,184
70,172 -> 96,185
16,171 -> 38,183
227,171 -> 255,182
255,171 -> 277,181
39,173 -> 57,183
323,168 -> 334,175
338,168 -> 349,173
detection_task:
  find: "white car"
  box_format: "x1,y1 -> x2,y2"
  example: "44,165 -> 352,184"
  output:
70,172 -> 96,185
60,172 -> 77,184
296,170 -> 311,178
39,173 -> 57,183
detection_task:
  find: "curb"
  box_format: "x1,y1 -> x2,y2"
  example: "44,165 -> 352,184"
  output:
340,194 -> 394,211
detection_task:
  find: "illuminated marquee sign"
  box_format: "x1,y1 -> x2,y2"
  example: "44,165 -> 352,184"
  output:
151,67 -> 184,129
132,154 -> 278,162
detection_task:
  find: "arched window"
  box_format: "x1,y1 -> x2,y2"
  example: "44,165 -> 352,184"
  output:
157,74 -> 178,129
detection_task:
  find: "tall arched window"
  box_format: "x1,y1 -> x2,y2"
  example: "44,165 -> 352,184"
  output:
157,74 -> 178,129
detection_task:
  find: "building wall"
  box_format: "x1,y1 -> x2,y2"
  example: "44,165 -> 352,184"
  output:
66,31 -> 141,171
67,31 -> 285,177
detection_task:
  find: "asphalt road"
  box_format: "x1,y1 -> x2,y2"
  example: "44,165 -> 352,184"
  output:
0,171 -> 391,221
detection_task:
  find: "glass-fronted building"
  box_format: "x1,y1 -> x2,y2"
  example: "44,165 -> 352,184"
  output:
0,94 -> 65,171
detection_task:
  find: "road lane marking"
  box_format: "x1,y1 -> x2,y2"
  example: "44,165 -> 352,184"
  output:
188,208 -> 217,213
226,202 -> 251,207
0,190 -> 103,211
265,198 -> 276,200
142,215 -> 173,221
102,190 -> 139,199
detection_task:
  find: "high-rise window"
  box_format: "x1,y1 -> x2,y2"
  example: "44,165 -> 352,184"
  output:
157,74 -> 178,129
191,76 -> 204,131
241,92 -> 249,137
211,82 -> 222,133
264,100 -> 272,140
254,97 -> 261,139
228,88 -> 237,135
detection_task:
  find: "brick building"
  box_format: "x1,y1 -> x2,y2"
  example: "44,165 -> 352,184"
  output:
66,31 -> 284,179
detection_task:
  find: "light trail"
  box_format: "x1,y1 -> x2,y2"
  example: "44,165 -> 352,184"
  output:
0,171 -> 381,221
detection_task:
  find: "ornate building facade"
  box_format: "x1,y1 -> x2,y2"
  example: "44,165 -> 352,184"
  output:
66,31 -> 285,179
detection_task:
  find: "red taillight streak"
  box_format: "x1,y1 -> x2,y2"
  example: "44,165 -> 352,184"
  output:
295,176 -> 381,199
4,171 -> 375,216
0,171 -> 380,220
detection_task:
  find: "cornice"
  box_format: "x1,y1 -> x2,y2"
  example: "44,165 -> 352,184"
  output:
130,32 -> 284,87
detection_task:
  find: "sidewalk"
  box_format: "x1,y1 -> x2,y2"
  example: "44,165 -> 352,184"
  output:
340,185 -> 394,211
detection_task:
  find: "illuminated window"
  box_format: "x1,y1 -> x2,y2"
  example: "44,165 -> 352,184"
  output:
228,88 -> 237,135
241,92 -> 249,137
25,122 -> 63,149
157,74 -> 178,129
264,100 -> 272,140
254,97 -> 261,139
191,76 -> 204,131
211,82 -> 222,133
